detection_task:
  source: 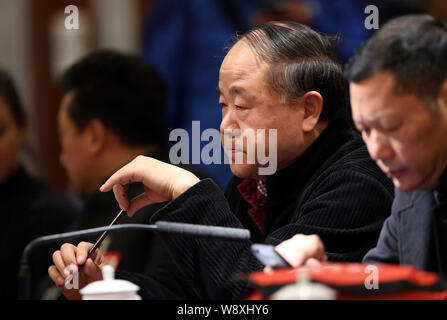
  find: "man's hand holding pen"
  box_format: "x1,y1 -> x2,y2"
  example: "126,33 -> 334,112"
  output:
48,155 -> 201,299
48,242 -> 105,300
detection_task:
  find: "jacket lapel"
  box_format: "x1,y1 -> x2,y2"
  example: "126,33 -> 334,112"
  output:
398,190 -> 437,271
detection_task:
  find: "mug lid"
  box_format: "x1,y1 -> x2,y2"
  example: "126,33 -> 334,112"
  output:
80,265 -> 140,295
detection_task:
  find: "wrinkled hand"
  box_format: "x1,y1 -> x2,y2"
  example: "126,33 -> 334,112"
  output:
275,234 -> 327,268
99,156 -> 200,217
48,242 -> 105,300
99,155 -> 200,217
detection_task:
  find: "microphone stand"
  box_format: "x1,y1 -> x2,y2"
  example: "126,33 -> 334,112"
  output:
19,221 -> 250,300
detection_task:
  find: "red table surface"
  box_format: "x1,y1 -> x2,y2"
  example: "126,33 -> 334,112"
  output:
243,263 -> 447,300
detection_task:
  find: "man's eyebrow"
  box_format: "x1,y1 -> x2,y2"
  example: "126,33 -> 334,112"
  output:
354,113 -> 393,128
353,117 -> 376,127
229,86 -> 246,96
217,86 -> 247,97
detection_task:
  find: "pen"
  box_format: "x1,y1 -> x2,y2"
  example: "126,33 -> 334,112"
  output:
77,208 -> 125,272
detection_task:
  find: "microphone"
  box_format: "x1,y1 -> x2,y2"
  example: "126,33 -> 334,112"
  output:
19,221 -> 251,300
155,221 -> 251,240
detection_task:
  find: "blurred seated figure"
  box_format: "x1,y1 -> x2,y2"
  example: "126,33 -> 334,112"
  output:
56,51 -> 208,276
0,70 -> 78,299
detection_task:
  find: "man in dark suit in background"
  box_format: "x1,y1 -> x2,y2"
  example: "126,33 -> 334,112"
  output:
0,70 -> 77,299
55,50 -> 208,276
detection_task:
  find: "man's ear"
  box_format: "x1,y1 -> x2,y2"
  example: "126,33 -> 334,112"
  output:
301,91 -> 323,132
84,119 -> 107,157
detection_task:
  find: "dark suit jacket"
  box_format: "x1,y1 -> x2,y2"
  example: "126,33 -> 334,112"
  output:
117,119 -> 395,299
363,186 -> 447,276
0,168 -> 78,299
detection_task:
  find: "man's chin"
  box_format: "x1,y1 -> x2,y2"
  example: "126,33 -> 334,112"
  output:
229,163 -> 259,180
392,178 -> 410,191
393,176 -> 435,191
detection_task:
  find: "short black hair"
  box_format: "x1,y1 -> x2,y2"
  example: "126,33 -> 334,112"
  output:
235,21 -> 349,121
0,69 -> 25,127
345,15 -> 447,104
60,50 -> 166,147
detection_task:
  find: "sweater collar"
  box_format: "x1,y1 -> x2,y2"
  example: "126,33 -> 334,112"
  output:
265,119 -> 355,201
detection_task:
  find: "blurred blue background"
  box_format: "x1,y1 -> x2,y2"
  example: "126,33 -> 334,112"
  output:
0,0 -> 444,191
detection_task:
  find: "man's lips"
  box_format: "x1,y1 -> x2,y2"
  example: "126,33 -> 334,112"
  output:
224,147 -> 245,153
384,168 -> 406,178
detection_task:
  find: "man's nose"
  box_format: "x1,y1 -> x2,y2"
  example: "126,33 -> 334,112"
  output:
366,130 -> 393,163
220,108 -> 238,132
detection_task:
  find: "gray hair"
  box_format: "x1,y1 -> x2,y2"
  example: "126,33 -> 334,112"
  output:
233,21 -> 349,121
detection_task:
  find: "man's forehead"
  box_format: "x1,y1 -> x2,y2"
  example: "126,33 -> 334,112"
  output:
350,73 -> 395,109
350,73 -> 392,95
219,59 -> 261,82
221,41 -> 265,73
350,84 -> 421,127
